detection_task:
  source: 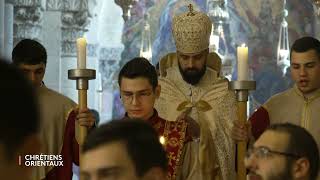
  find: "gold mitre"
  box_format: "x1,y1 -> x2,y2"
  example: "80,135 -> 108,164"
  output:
172,4 -> 212,54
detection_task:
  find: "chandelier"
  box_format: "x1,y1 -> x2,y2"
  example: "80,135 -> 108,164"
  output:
313,0 -> 320,16
207,0 -> 229,52
140,13 -> 152,61
276,0 -> 290,75
114,0 -> 139,21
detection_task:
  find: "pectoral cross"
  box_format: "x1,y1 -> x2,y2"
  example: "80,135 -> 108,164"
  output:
187,4 -> 195,16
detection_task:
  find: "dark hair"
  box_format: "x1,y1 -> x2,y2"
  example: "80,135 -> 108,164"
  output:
118,57 -> 158,90
83,119 -> 168,177
267,123 -> 319,180
12,39 -> 47,65
290,36 -> 320,61
0,59 -> 39,160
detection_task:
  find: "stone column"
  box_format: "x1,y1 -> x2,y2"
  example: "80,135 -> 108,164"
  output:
4,0 -> 14,59
98,46 -> 123,122
86,43 -> 98,109
42,0 -> 63,92
97,0 -> 124,122
13,0 -> 43,45
60,0 -> 91,103
0,0 -> 4,57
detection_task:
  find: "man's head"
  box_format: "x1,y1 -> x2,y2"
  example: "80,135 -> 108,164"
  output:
0,59 -> 40,179
177,48 -> 208,85
118,57 -> 160,120
12,39 -> 47,87
82,119 -> 168,180
172,5 -> 212,85
245,123 -> 319,180
290,36 -> 320,94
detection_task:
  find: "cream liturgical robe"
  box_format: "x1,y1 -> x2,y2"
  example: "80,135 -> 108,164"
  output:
262,85 -> 320,154
155,66 -> 237,180
32,86 -> 76,180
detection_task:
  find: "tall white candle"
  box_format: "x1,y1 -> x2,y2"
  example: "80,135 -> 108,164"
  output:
237,44 -> 249,80
76,37 -> 87,69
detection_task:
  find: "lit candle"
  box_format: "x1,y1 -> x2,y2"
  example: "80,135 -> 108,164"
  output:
237,44 -> 249,80
159,136 -> 165,145
76,37 -> 87,69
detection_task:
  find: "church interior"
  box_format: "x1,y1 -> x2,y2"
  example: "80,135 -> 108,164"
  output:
1,0 -> 319,123
1,1 -> 320,180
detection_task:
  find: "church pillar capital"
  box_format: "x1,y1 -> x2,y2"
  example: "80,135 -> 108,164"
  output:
60,0 -> 91,57
13,0 -> 43,44
46,0 -> 63,11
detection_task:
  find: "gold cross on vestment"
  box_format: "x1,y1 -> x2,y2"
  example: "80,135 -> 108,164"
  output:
187,4 -> 195,16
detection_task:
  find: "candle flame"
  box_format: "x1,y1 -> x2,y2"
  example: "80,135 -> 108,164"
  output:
77,37 -> 87,42
159,136 -> 165,145
241,43 -> 246,47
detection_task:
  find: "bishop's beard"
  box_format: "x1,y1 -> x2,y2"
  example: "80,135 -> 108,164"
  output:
178,63 -> 206,85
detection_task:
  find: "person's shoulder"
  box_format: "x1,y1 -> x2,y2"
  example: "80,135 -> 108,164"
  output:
205,76 -> 230,93
266,88 -> 293,103
165,65 -> 178,77
157,115 -> 167,123
263,88 -> 294,110
214,76 -> 229,84
157,114 -> 187,128
42,87 -> 76,106
206,67 -> 219,77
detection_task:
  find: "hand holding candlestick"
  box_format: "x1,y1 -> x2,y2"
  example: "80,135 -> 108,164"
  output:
68,37 -> 96,180
229,44 -> 255,180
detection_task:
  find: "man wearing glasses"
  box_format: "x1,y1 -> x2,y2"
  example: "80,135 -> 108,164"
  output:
245,123 -> 319,180
118,57 -> 191,179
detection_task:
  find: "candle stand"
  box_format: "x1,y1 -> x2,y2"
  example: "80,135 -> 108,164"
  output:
229,80 -> 256,180
68,68 -> 95,180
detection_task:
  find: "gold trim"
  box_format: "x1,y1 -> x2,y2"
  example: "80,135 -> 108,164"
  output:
177,100 -> 212,112
163,120 -> 187,180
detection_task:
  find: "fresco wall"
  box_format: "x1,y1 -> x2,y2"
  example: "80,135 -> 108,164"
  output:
113,0 -> 317,118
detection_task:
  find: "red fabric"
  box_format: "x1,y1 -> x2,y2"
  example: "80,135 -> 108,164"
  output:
44,110 -> 79,180
146,110 -> 188,180
124,110 -> 189,180
249,107 -> 270,140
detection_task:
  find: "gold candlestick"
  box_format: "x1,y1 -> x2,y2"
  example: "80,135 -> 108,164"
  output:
68,69 -> 95,180
229,80 -> 256,180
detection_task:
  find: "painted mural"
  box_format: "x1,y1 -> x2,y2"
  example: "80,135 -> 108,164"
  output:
113,0 -> 316,118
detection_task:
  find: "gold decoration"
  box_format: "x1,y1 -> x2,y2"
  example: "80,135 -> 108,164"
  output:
197,100 -> 213,111
177,101 -> 192,111
187,4 -> 195,16
172,4 -> 212,54
176,100 -> 212,112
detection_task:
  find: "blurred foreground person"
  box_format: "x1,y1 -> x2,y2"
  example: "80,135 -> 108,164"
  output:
245,123 -> 319,180
0,59 -> 40,180
81,119 -> 168,180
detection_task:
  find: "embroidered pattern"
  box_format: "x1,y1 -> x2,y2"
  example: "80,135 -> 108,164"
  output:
148,112 -> 187,180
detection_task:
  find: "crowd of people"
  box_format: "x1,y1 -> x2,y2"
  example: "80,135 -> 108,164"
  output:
0,4 -> 319,180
